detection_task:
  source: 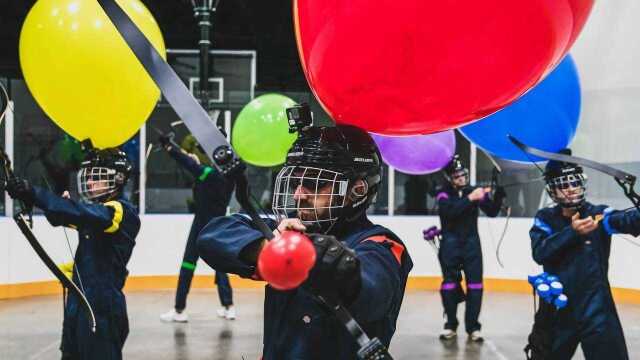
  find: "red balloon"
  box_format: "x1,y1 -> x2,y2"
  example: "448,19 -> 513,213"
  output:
293,0 -> 594,135
257,231 -> 316,290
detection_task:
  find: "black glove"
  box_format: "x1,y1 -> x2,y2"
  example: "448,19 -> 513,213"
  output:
6,176 -> 35,206
495,185 -> 506,199
305,234 -> 362,304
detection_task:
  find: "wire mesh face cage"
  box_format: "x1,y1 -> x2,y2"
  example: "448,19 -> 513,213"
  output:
77,167 -> 118,202
546,173 -> 588,207
273,166 -> 350,232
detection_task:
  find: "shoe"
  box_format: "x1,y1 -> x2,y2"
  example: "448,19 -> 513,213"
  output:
439,329 -> 457,340
216,307 -> 227,318
469,330 -> 484,342
160,309 -> 188,323
217,306 -> 237,320
225,306 -> 236,320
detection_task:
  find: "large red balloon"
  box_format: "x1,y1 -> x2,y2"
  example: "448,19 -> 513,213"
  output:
257,231 -> 316,290
294,0 -> 594,135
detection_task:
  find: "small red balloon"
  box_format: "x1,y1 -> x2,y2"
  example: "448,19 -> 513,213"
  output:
293,0 -> 594,135
257,231 -> 317,290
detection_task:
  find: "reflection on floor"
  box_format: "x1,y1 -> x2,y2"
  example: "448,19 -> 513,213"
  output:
2,289 -> 640,359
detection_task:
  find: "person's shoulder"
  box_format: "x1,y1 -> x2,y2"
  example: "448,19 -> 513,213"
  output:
356,223 -> 412,267
434,183 -> 453,195
531,206 -> 559,235
587,202 -> 610,214
534,204 -> 557,219
208,212 -> 278,230
110,199 -> 137,214
101,199 -> 141,234
354,222 -> 404,245
105,199 -> 140,227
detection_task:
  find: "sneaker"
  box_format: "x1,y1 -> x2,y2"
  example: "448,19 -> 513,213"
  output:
160,309 -> 188,323
439,329 -> 457,340
216,307 -> 227,318
225,306 -> 236,320
469,330 -> 484,342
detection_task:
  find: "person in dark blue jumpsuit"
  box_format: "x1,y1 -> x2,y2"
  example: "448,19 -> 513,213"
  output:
197,124 -> 413,359
529,149 -> 639,360
435,155 -> 505,341
6,148 -> 140,360
158,135 -> 236,322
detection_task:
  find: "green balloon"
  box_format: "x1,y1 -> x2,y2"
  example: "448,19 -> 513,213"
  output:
232,94 -> 298,167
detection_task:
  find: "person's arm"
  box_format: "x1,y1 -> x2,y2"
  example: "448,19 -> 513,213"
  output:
602,207 -> 640,237
167,147 -> 210,180
436,191 -> 474,218
530,216 -> 579,265
197,214 -> 275,278
32,187 -> 123,233
479,186 -> 506,218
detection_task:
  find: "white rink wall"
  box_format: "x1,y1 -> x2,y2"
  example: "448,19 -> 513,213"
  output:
2,214 -> 639,290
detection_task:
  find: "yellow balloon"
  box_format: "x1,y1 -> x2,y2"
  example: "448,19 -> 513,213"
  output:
19,0 -> 166,149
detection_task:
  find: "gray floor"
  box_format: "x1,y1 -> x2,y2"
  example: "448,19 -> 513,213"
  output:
2,289 -> 640,359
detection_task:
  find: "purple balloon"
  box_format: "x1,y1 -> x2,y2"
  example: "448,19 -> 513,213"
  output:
371,131 -> 456,175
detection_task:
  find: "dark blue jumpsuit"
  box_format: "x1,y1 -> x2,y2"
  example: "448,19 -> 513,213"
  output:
167,148 -> 235,310
31,187 -> 140,360
197,214 -> 413,359
436,184 -> 504,333
530,202 -> 640,359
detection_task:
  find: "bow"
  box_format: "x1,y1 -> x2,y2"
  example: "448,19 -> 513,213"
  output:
478,149 -> 511,268
508,135 -> 640,212
0,84 -> 96,332
96,1 -> 392,358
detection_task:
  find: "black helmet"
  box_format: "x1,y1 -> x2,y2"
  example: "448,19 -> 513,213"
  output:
273,125 -> 381,233
544,149 -> 587,208
77,148 -> 133,203
443,154 -> 469,186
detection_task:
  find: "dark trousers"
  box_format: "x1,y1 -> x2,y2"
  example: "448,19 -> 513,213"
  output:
61,310 -> 128,360
550,301 -> 628,359
175,218 -> 233,310
438,237 -> 483,333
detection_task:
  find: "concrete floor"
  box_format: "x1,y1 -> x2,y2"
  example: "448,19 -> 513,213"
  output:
2,289 -> 640,359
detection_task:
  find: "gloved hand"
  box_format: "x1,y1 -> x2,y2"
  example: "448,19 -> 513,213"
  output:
6,176 -> 35,206
468,187 -> 488,202
58,261 -> 74,280
494,185 -> 506,199
158,132 -> 175,151
423,226 -> 441,241
305,233 -> 361,304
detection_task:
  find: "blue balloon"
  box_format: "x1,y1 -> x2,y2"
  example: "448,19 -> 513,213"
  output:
460,55 -> 581,162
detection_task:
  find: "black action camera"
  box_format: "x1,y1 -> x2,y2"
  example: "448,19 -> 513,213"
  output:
286,103 -> 313,133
